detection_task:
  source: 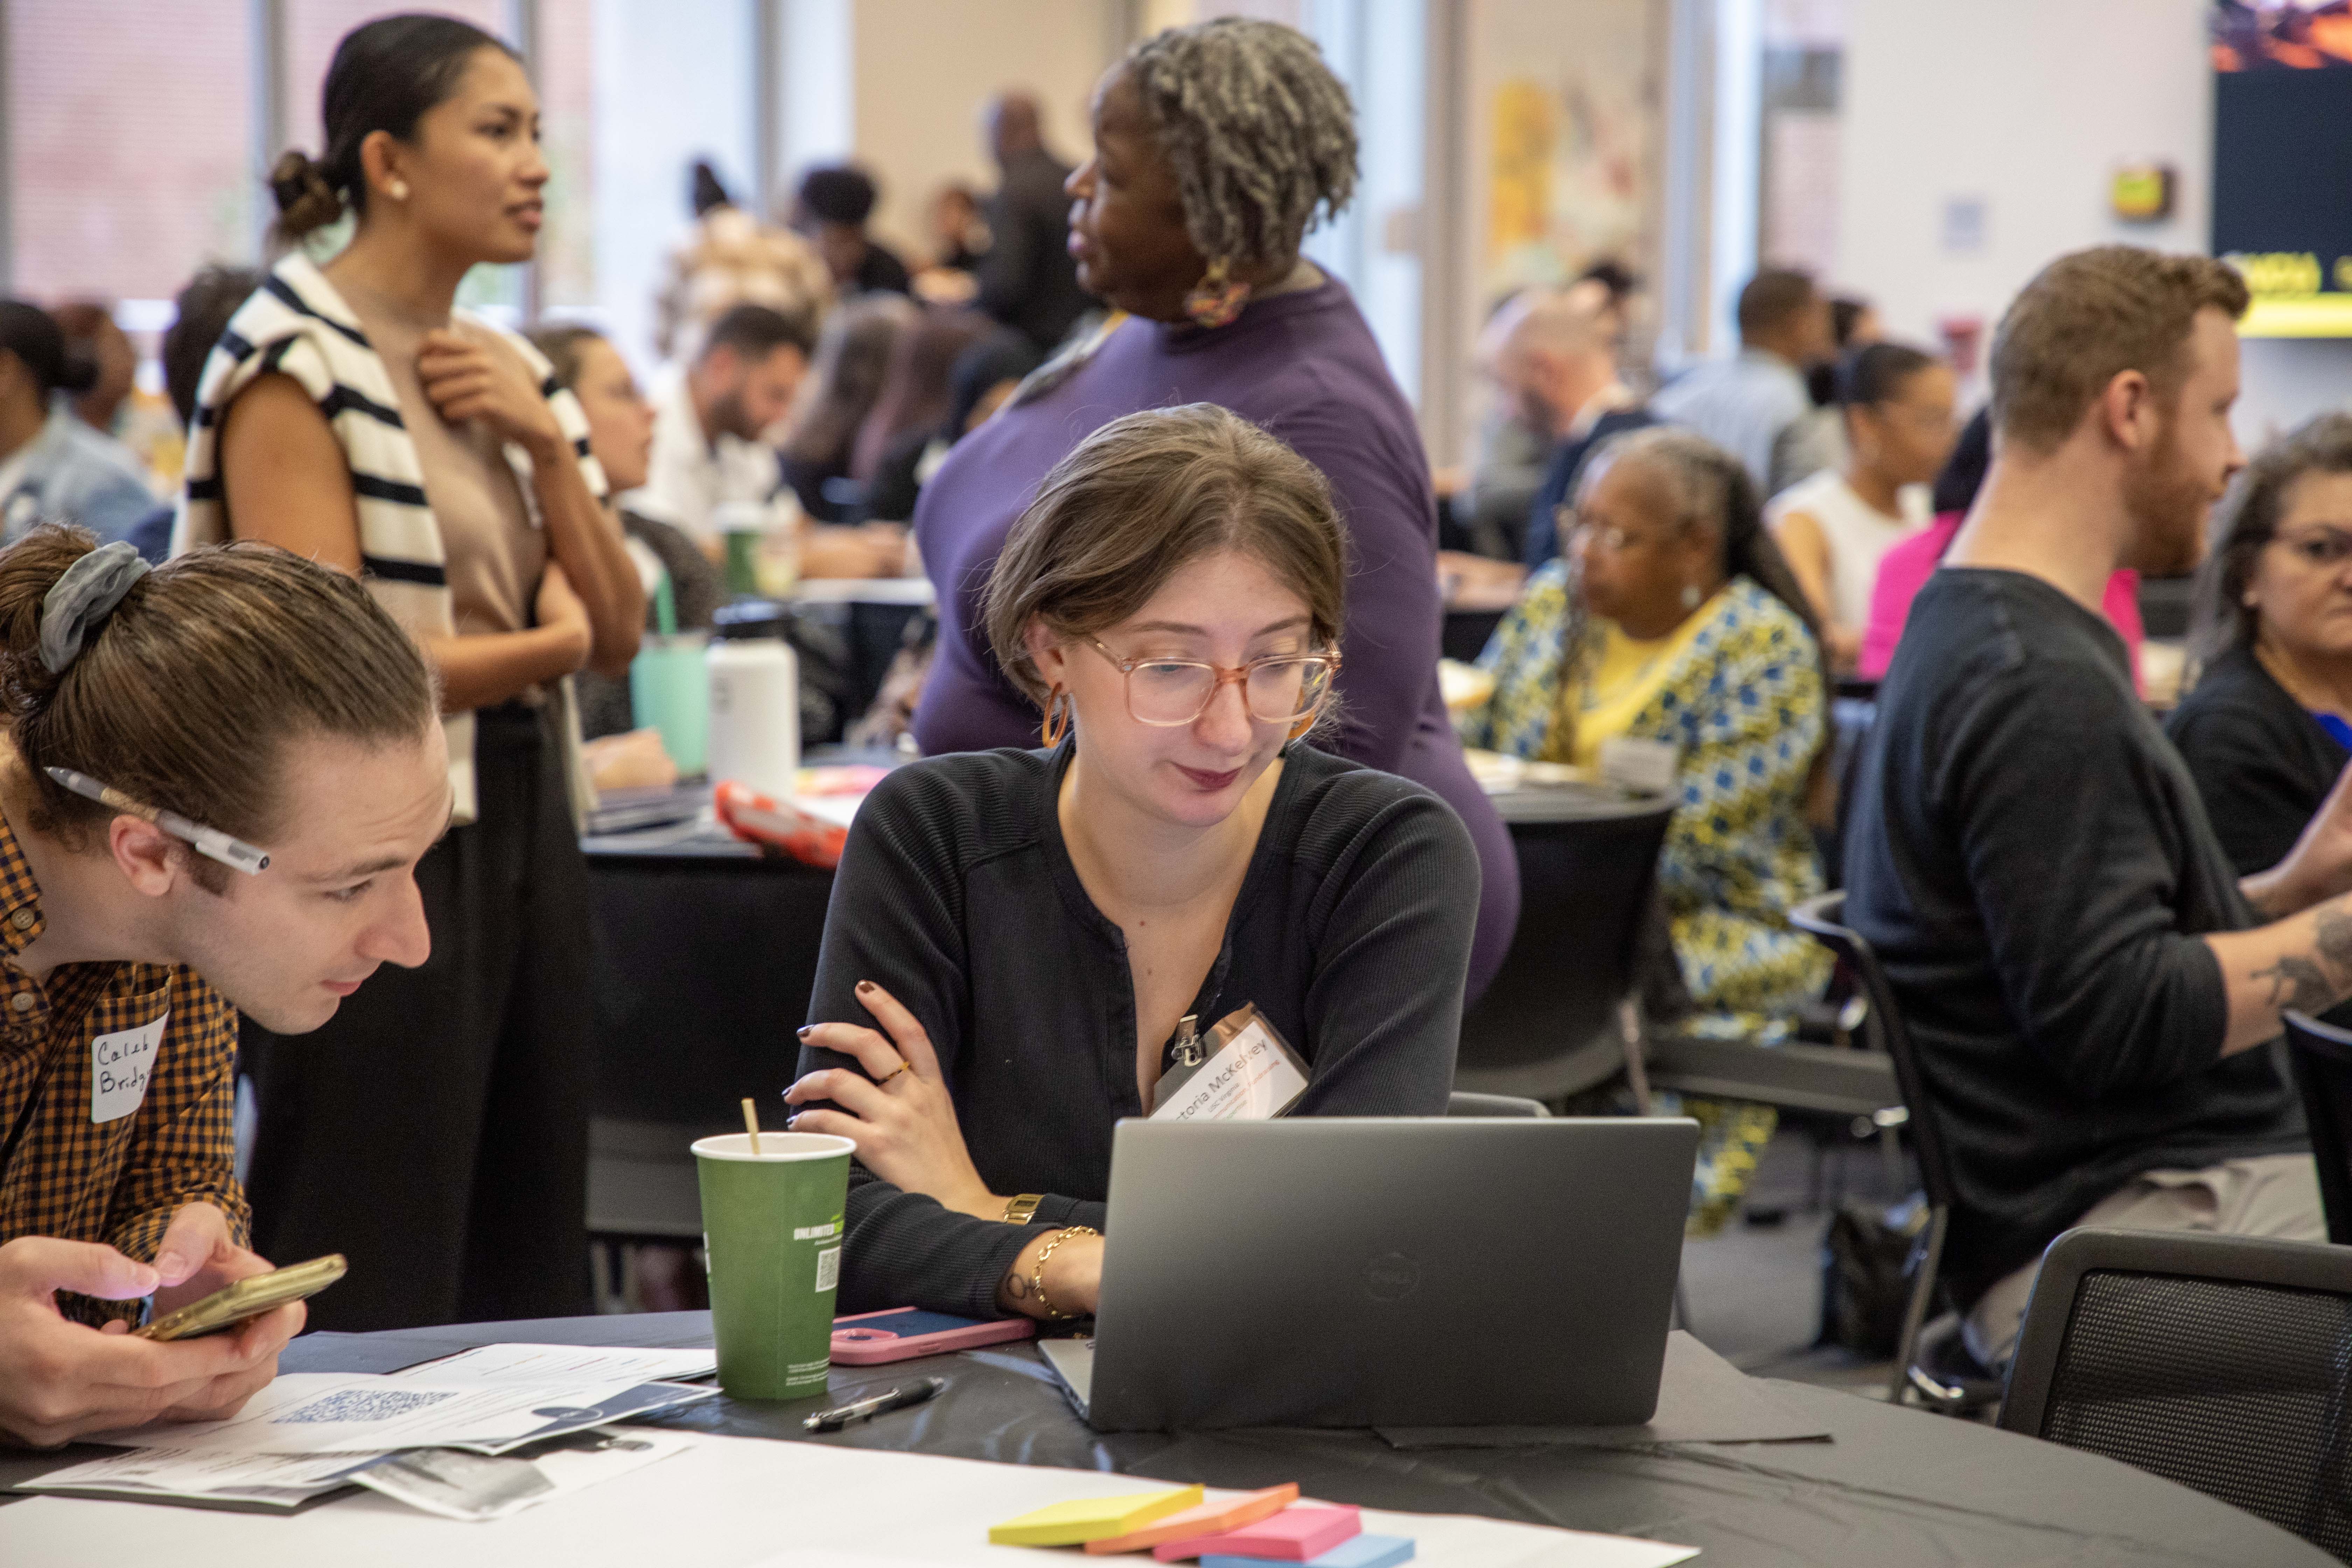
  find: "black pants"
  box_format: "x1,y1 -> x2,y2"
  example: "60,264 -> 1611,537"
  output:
243,705 -> 593,1330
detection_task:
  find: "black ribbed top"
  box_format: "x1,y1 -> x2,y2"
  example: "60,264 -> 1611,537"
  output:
797,741 -> 1479,1317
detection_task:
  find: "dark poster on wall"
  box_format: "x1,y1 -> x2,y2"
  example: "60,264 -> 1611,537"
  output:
2212,1 -> 2352,335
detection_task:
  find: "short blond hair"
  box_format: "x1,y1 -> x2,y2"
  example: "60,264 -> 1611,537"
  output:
1989,246 -> 2247,455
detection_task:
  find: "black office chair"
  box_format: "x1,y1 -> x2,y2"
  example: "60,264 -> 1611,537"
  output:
1455,803 -> 1676,1103
2283,1010 -> 2352,1245
1787,890 -> 1992,1411
2000,1227 -> 2352,1561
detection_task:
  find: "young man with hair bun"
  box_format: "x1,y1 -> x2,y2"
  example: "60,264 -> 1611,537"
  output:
0,527 -> 445,1446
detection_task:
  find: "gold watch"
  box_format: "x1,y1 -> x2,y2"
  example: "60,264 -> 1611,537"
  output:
1002,1194 -> 1044,1225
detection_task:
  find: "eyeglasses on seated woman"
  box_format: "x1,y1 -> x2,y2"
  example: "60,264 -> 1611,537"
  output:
783,402 -> 1479,1323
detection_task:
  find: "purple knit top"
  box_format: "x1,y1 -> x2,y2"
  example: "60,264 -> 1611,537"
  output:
910,277 -> 1518,994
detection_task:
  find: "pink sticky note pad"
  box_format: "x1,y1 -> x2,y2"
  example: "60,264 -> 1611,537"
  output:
1152,1504 -> 1363,1563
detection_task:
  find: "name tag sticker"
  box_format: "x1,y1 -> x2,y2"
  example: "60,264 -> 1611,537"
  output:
1150,1003 -> 1310,1123
91,1012 -> 167,1125
1598,735 -> 1680,794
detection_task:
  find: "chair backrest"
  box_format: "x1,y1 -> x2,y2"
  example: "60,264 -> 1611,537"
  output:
1786,890 -> 1959,1212
1455,804 -> 1676,1101
2282,1010 -> 2352,1246
1446,1091 -> 1550,1118
1999,1226 -> 2352,1560
1822,693 -> 1877,892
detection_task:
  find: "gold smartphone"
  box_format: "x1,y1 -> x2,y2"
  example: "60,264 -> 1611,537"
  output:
133,1253 -> 347,1342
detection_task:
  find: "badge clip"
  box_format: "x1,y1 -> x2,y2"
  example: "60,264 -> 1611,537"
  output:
1170,1014 -> 1205,1068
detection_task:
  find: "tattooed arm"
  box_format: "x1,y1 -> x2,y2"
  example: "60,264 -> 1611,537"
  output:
2208,895 -> 2352,1055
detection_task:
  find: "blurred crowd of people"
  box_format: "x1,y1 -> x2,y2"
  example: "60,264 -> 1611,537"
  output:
4,82 -> 1104,693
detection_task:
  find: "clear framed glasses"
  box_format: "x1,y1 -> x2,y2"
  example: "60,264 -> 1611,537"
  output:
1086,637 -> 1340,727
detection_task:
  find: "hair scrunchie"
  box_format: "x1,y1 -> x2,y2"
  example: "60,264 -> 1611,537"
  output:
40,541 -> 150,675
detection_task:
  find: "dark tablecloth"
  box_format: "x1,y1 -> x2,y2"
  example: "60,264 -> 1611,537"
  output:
1,1309 -> 2312,1567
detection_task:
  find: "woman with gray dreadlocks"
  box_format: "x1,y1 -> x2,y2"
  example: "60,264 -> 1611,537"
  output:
909,16 -> 1518,1000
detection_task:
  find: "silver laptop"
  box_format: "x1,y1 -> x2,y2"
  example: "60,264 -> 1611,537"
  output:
1037,1116 -> 1699,1431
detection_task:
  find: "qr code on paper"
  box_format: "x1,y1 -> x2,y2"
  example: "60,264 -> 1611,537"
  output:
816,1246 -> 841,1293
273,1389 -> 458,1424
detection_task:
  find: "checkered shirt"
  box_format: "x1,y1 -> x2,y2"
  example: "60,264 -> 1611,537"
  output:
0,806 -> 247,1324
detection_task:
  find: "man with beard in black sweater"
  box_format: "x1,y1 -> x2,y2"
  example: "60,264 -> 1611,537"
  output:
1846,246 -> 2341,1370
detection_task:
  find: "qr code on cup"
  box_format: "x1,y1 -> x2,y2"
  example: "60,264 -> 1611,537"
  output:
816,1246 -> 840,1293
274,1388 -> 457,1424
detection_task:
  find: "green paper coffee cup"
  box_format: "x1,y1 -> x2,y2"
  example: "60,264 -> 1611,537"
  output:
693,1131 -> 854,1400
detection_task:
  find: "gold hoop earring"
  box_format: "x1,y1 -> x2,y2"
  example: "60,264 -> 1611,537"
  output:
1039,686 -> 1072,749
1183,257 -> 1251,329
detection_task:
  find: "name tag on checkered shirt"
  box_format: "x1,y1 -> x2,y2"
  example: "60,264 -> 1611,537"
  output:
91,1013 -> 167,1124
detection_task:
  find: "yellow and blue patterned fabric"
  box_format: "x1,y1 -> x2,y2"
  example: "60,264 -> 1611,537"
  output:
1461,564 -> 1830,1230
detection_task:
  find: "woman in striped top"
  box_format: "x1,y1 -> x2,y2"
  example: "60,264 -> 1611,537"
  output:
177,14 -> 642,1329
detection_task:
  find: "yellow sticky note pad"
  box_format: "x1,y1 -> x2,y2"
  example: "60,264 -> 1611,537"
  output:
989,1485 -> 1206,1547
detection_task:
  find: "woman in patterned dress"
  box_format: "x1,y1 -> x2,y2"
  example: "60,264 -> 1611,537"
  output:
1460,426 -> 1829,1229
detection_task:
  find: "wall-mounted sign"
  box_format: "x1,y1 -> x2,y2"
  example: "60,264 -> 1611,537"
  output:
2213,1 -> 2352,336
2110,163 -> 2175,223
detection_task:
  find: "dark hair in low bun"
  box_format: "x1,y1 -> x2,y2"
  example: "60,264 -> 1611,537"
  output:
268,150 -> 345,240
271,12 -> 517,239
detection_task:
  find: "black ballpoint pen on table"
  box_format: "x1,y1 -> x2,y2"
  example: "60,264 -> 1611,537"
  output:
803,1376 -> 947,1433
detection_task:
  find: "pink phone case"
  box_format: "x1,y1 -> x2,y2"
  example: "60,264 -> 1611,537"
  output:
828,1308 -> 1038,1364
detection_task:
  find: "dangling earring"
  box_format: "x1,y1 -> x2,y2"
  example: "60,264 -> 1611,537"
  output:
1039,686 -> 1072,748
1680,582 -> 1702,611
1183,257 -> 1251,329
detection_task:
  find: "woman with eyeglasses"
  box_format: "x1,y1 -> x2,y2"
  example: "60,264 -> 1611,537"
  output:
1766,342 -> 1957,672
2172,415 -> 2352,902
785,405 -> 1477,1321
1459,427 -> 1828,1232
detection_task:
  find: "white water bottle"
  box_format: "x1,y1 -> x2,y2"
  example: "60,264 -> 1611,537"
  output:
705,635 -> 800,797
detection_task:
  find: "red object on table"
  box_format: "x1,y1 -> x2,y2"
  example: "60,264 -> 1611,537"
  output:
1151,1504 -> 1362,1562
714,779 -> 855,868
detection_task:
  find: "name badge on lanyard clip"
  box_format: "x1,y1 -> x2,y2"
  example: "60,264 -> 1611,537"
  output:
1148,1002 -> 1310,1122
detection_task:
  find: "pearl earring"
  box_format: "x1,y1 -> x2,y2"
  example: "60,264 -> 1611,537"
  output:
388,179 -> 410,201
1680,583 -> 1702,610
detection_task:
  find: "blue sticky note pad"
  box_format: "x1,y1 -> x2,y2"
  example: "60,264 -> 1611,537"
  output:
1204,1536 -> 1414,1568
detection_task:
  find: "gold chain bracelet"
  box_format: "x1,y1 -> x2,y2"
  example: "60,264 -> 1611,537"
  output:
1030,1226 -> 1100,1321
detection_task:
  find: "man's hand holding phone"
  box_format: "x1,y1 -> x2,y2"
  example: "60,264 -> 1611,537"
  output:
0,1202 -> 301,1448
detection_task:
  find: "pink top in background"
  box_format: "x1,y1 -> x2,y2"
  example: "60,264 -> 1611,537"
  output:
1858,513 -> 2145,694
